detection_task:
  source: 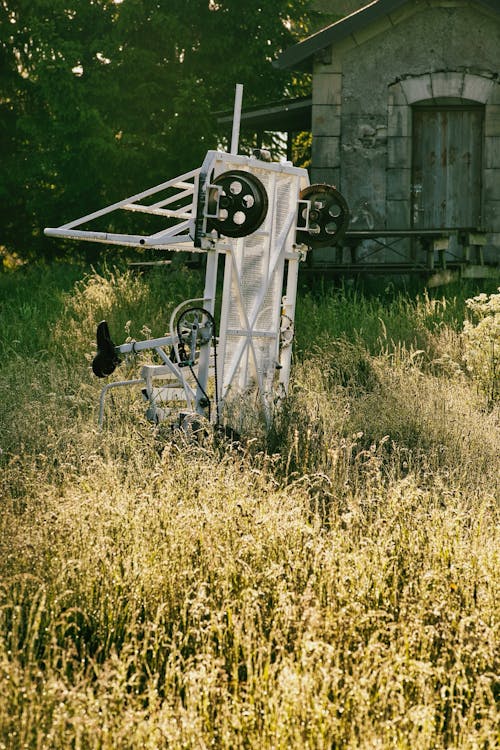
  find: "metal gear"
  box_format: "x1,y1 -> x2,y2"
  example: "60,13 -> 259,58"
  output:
296,184 -> 349,248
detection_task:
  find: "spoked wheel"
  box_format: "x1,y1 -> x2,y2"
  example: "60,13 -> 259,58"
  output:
175,307 -> 215,365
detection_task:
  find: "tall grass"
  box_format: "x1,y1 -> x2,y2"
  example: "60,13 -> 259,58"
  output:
1,264 -> 498,749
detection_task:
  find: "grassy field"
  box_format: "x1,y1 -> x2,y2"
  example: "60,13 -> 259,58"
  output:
0,263 -> 498,749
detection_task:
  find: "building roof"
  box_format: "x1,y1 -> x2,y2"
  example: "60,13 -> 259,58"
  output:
215,96 -> 311,133
277,0 -> 500,71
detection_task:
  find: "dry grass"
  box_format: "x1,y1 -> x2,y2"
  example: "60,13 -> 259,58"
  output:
0,266 -> 498,749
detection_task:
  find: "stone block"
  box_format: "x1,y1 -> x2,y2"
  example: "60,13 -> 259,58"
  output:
483,170 -> 500,201
431,71 -> 464,100
342,95 -> 378,116
312,73 -> 342,106
388,82 -> 408,108
462,73 -> 495,104
387,136 -> 412,169
338,114 -> 358,146
481,200 -> 500,232
312,105 -> 341,137
485,106 -> 500,137
310,167 -> 341,189
400,75 -> 432,104
386,168 -> 411,201
488,81 -> 500,106
313,40 -> 351,73
484,137 -> 500,169
312,136 -> 340,169
387,105 -> 411,137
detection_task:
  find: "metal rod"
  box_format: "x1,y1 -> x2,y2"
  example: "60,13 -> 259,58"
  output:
44,226 -> 191,247
123,204 -> 192,219
55,167 -> 200,231
195,249 -> 219,418
230,84 -> 243,155
116,335 -> 175,355
98,379 -> 144,428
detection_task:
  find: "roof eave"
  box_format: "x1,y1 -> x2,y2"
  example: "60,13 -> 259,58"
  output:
215,96 -> 312,132
277,0 -> 500,72
276,0 -> 405,71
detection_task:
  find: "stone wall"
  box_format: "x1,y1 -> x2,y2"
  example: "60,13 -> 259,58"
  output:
310,2 -> 500,262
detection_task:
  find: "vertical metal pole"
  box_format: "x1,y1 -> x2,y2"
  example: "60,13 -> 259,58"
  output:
230,84 -> 243,155
279,256 -> 299,392
195,248 -> 219,420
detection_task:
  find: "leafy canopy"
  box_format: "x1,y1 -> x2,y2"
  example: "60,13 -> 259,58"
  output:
0,0 -> 312,261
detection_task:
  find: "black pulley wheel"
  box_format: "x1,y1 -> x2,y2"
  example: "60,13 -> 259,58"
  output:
207,170 -> 268,238
296,184 -> 349,248
175,307 -> 215,365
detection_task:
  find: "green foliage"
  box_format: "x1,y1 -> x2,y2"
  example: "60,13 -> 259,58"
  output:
1,265 -> 499,748
291,130 -> 312,170
462,288 -> 500,404
0,0 -> 118,258
294,283 -> 467,359
0,0 -> 313,262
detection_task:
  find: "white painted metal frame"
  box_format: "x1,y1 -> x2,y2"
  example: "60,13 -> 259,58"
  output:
211,154 -> 308,428
45,167 -> 201,249
45,149 -> 310,431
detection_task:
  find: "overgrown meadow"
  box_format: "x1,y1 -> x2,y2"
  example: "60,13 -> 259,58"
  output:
0,263 -> 498,749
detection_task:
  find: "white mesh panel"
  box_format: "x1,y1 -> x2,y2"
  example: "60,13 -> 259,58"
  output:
215,157 -> 307,425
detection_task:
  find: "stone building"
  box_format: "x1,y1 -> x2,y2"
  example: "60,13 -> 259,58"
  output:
277,0 -> 500,275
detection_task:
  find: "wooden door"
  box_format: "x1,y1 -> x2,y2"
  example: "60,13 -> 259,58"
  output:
411,106 -> 483,229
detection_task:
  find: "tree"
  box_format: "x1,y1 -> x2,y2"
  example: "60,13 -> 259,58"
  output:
1,0 -> 119,259
0,0 -> 313,263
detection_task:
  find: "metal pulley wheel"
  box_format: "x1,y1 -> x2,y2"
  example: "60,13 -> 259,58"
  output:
296,184 -> 349,248
175,307 -> 215,365
206,170 -> 268,238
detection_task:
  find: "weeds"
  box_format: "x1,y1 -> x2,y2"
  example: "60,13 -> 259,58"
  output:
0,265 -> 498,749
462,288 -> 500,405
